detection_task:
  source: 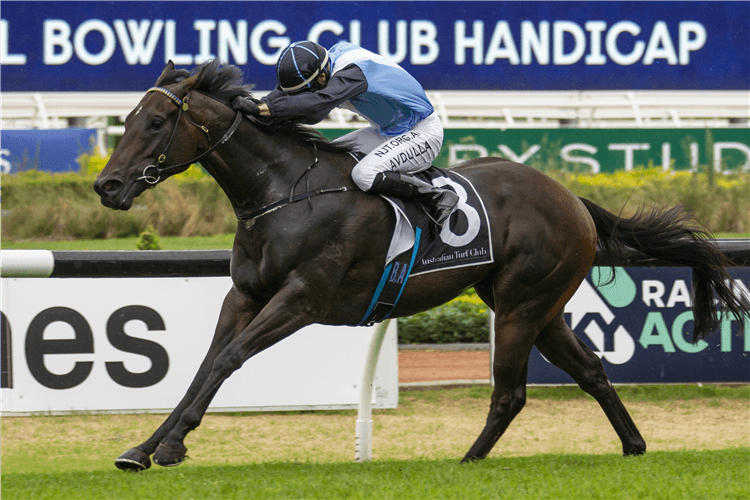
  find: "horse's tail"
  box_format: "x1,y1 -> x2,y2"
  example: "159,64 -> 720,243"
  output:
579,197 -> 748,342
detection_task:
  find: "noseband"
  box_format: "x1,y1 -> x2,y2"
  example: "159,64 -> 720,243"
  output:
137,87 -> 243,184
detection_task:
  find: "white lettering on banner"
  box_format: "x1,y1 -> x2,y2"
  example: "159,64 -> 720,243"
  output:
455,19 -> 707,66
0,20 -> 26,64
560,143 -> 601,174
452,140 -> 748,174
308,19 -> 361,46
642,278 -> 749,311
606,21 -> 645,65
642,280 -> 667,307
608,143 -> 651,171
662,143 -> 671,171
44,20 -> 73,65
113,20 -> 164,65
74,19 -> 117,65
449,144 -> 488,166
194,20 -> 217,64
377,19 -> 440,64
643,279 -> 694,308
643,21 -> 677,65
455,20 -> 483,65
485,22 -> 518,65
411,20 -> 439,65
679,21 -> 706,64
379,20 -> 407,63
553,21 -> 586,65
309,20 -> 344,44
714,142 -> 750,173
218,20 -> 248,64
1,149 -> 12,174
666,280 -> 692,308
349,20 -> 362,46
250,19 -> 289,65
585,21 -> 607,65
4,16 -> 710,68
164,20 -> 192,64
497,144 -> 540,164
521,21 -> 549,65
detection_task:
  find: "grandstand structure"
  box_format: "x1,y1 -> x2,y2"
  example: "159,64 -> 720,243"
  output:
2,90 -> 748,155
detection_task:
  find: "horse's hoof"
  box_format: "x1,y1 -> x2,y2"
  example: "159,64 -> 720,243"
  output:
460,454 -> 483,464
115,448 -> 151,472
153,442 -> 188,467
624,446 -> 646,456
623,440 -> 647,456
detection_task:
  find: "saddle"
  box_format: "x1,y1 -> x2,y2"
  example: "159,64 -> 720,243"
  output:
358,166 -> 494,325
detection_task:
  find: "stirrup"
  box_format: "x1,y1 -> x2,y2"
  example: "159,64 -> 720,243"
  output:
369,171 -> 458,226
427,189 -> 460,227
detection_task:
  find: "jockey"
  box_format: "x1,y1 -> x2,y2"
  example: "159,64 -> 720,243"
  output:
232,40 -> 459,226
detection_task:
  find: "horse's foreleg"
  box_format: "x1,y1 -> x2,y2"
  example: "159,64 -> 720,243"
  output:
151,286 -> 315,467
115,288 -> 259,471
534,312 -> 646,456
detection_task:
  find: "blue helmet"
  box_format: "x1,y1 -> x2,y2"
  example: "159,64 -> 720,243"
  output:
276,41 -> 331,94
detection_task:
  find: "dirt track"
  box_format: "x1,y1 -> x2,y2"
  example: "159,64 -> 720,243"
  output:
398,348 -> 490,383
2,347 -> 747,470
393,347 -> 749,460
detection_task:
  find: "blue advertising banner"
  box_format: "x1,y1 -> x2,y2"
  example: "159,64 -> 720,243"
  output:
529,267 -> 750,384
1,1 -> 748,91
0,129 -> 98,173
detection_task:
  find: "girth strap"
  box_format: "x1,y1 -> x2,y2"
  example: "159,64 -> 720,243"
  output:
237,187 -> 354,222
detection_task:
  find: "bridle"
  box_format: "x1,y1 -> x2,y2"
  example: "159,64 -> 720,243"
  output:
137,87 -> 243,185
138,86 -> 356,223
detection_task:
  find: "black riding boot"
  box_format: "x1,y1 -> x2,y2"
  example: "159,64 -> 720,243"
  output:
369,171 -> 460,226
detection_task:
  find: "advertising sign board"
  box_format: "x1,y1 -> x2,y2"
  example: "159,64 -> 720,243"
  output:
0,277 -> 398,414
0,129 -> 98,174
530,266 -> 750,384
2,1 -> 748,91
320,128 -> 750,173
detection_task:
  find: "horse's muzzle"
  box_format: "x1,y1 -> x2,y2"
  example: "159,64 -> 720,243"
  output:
93,177 -> 132,210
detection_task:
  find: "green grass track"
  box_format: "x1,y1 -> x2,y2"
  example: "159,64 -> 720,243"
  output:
3,449 -> 748,500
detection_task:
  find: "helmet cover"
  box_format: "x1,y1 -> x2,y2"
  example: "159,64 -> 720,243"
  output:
276,41 -> 331,94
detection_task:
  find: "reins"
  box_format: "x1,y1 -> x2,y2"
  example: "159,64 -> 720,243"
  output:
237,141 -> 357,222
143,87 -> 356,222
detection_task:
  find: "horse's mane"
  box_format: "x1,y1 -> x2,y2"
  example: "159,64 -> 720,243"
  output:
157,60 -> 355,155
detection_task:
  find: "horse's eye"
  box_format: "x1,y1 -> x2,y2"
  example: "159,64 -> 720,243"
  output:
152,118 -> 164,130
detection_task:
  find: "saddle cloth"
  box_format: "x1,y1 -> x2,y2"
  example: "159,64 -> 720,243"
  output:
358,166 -> 493,325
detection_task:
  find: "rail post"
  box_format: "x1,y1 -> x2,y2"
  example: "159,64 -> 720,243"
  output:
355,319 -> 391,462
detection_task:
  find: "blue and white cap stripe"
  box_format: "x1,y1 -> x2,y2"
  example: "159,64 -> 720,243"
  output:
276,41 -> 329,93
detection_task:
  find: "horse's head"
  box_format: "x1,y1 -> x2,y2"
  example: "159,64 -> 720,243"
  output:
94,61 -> 220,210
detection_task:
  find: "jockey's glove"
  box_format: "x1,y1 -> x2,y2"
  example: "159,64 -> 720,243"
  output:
232,97 -> 266,117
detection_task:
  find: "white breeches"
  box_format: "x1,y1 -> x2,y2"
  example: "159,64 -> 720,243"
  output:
333,112 -> 444,191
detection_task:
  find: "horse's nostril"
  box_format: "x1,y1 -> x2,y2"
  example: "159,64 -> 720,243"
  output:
102,180 -> 122,193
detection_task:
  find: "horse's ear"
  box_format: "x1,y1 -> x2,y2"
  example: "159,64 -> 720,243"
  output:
180,61 -> 212,92
155,60 -> 176,86
180,73 -> 201,92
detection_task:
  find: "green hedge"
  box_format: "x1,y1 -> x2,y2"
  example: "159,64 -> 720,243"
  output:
2,171 -> 236,240
554,169 -> 749,233
3,166 -> 747,242
397,292 -> 490,344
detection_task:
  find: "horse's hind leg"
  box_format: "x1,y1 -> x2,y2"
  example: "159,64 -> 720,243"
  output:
115,288 -> 259,471
534,312 -> 646,456
461,305 -> 544,462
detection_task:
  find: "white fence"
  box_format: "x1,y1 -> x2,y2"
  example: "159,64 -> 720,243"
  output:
3,91 -> 748,136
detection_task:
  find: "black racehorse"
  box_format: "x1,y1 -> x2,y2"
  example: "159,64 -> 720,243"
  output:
94,60 -> 747,471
